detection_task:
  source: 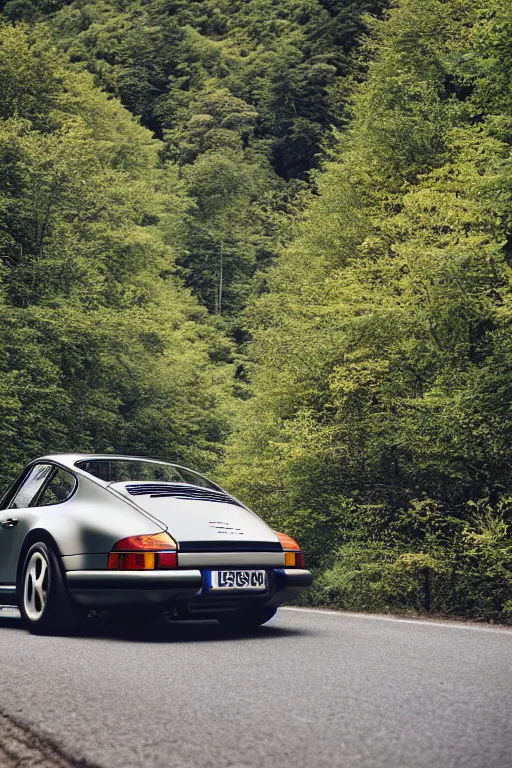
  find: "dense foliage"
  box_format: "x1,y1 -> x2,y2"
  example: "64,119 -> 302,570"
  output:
2,0 -> 387,316
1,0 -> 511,621
222,0 -> 512,622
0,24 -> 232,481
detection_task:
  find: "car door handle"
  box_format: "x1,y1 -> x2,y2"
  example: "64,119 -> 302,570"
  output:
0,518 -> 19,528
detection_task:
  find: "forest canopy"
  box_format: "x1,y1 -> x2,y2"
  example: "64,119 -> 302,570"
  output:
1,0 -> 511,622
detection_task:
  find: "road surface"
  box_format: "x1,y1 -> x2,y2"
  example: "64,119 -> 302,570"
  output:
0,607 -> 510,768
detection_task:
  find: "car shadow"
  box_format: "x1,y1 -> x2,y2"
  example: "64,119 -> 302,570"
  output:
0,609 -> 314,644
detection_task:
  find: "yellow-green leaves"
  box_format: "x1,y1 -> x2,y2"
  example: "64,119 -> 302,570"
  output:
222,0 -> 512,622
0,25 -> 233,485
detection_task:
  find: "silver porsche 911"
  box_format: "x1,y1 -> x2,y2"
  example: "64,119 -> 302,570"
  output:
0,454 -> 312,633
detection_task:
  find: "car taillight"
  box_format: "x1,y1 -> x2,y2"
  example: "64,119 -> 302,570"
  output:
157,551 -> 177,569
275,531 -> 305,568
112,533 -> 176,551
108,532 -> 177,570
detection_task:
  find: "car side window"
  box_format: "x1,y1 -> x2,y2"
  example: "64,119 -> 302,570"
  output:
37,468 -> 76,506
8,464 -> 54,509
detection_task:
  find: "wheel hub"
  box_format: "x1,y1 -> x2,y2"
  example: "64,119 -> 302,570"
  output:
24,551 -> 49,621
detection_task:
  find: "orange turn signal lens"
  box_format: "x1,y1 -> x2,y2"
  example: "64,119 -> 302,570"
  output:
276,531 -> 305,568
275,531 -> 301,551
107,552 -> 156,570
112,532 -> 176,551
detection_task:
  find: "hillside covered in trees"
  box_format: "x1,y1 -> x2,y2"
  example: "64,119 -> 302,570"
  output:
1,0 -> 511,622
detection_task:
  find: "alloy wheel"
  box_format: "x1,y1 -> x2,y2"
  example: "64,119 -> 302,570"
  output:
23,550 -> 49,621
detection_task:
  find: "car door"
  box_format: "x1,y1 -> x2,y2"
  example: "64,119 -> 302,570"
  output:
0,463 -> 54,587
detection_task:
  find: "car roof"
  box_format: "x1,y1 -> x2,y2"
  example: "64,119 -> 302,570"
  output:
35,454 -> 181,470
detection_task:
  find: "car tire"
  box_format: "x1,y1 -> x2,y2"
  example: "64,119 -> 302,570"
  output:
18,541 -> 85,635
217,606 -> 277,631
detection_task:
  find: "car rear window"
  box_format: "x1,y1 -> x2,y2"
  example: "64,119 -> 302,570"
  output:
75,459 -> 218,489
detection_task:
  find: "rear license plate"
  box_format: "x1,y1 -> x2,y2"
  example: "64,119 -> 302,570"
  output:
208,570 -> 267,591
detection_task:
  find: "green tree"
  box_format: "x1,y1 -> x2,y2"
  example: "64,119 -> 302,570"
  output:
1,0 -> 388,314
0,24 -> 232,487
222,0 -> 512,622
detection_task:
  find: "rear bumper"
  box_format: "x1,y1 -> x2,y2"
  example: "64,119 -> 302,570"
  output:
265,568 -> 313,607
66,568 -> 313,609
66,569 -> 202,607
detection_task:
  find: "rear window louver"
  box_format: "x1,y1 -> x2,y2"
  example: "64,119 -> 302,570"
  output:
124,483 -> 242,506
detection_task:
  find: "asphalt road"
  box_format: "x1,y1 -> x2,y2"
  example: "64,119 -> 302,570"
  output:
0,607 -> 510,768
